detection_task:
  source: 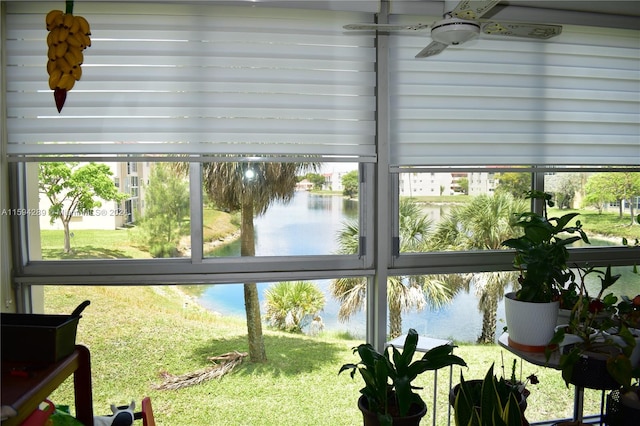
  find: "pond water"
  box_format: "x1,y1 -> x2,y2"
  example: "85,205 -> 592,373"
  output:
198,192 -> 639,342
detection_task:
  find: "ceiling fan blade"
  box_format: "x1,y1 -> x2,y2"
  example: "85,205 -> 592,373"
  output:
415,41 -> 449,58
481,22 -> 562,39
343,23 -> 430,31
451,0 -> 500,20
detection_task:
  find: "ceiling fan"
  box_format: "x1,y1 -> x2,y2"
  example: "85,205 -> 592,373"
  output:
343,0 -> 562,58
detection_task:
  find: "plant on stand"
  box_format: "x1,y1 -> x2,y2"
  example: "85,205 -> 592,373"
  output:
604,293 -> 640,426
501,190 -> 590,351
339,328 -> 467,426
546,265 -> 638,391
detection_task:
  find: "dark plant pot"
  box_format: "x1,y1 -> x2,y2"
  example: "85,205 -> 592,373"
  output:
564,347 -> 620,390
605,388 -> 640,426
358,395 -> 427,426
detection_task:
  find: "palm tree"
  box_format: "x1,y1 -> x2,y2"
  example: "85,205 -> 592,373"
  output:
264,281 -> 325,333
331,198 -> 454,338
429,193 -> 526,343
199,161 -> 317,362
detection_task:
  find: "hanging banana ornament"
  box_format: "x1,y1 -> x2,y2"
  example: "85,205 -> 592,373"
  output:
45,1 -> 91,112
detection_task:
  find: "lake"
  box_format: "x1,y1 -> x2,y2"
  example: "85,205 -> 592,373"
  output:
198,192 -> 639,342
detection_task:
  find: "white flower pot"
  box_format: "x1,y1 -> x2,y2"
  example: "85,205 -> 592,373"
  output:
505,292 -> 559,352
608,327 -> 640,368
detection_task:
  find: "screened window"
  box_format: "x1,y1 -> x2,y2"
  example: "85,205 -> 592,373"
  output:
395,169 -> 639,255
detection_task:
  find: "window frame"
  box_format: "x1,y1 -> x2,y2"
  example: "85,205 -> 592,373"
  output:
388,165 -> 640,277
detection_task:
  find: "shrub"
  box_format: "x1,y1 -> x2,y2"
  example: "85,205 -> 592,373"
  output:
265,281 -> 325,333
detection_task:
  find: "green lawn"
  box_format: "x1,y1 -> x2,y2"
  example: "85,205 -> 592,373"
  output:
44,285 -> 608,425
41,229 -> 151,259
567,209 -> 640,241
40,208 -> 239,259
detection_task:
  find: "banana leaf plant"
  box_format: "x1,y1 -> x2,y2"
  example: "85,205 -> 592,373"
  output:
339,328 -> 467,426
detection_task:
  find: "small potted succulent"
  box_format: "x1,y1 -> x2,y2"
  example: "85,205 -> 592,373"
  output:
501,190 -> 590,351
339,328 -> 467,426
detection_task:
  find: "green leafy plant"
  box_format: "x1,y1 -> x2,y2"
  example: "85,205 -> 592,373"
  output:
264,281 -> 325,333
339,328 -> 466,426
501,190 -> 589,302
452,363 -> 524,426
547,265 -> 640,390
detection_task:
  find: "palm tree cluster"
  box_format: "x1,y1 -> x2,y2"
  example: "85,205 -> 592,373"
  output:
331,193 -> 526,343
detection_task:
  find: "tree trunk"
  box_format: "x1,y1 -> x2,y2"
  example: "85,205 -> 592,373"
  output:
477,296 -> 498,344
388,298 -> 402,339
241,199 -> 267,363
63,219 -> 71,253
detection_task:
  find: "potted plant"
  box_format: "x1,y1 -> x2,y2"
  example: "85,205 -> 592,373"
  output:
450,363 -> 528,426
499,356 -> 539,408
501,190 -> 590,351
339,328 -> 467,426
546,265 -> 639,392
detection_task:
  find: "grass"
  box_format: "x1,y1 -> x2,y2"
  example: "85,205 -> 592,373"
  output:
40,208 -> 238,259
41,229 -> 151,259
569,209 -> 640,241
44,285 -> 610,426
203,208 -> 239,242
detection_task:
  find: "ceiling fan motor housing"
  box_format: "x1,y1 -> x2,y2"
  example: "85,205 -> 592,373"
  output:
431,17 -> 480,45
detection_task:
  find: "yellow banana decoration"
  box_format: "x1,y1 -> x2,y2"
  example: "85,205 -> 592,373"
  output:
75,15 -> 91,35
45,10 -> 63,31
47,59 -> 57,75
45,3 -> 91,112
58,74 -> 76,91
48,68 -> 63,90
55,41 -> 68,58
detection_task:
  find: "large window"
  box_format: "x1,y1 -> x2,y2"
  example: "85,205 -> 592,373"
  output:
3,2 -> 638,349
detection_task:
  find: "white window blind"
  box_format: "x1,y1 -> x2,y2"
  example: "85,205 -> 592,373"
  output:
389,15 -> 640,167
5,2 -> 377,161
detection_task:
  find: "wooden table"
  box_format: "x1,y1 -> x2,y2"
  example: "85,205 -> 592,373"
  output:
1,345 -> 94,426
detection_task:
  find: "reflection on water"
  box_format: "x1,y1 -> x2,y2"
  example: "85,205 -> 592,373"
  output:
206,192 -> 358,257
